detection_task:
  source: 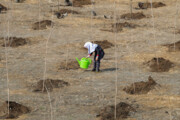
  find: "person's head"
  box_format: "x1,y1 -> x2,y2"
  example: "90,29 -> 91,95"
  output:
84,42 -> 92,49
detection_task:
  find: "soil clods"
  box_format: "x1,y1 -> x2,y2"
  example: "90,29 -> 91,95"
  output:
138,2 -> 166,9
145,57 -> 174,72
112,22 -> 137,32
33,79 -> 69,93
165,41 -> 180,52
0,4 -> 7,11
101,22 -> 137,32
97,102 -> 135,120
73,0 -> 92,7
94,40 -> 114,49
1,37 -> 28,47
121,12 -> 146,20
0,101 -> 30,119
15,0 -> 25,3
59,60 -> 80,70
123,76 -> 157,94
55,9 -> 79,14
32,20 -> 53,30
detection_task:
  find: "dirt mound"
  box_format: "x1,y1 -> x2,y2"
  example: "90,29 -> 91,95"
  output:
138,2 -> 166,9
73,0 -> 92,7
165,41 -> 180,52
55,9 -> 79,14
0,101 -> 30,119
94,40 -> 114,49
33,79 -> 69,93
101,22 -> 137,32
0,4 -> 7,11
112,22 -> 137,32
176,29 -> 180,34
97,102 -> 135,120
121,12 -> 146,20
1,37 -> 27,47
59,60 -> 79,70
123,76 -> 157,94
32,20 -> 53,30
15,0 -> 26,3
145,57 -> 174,72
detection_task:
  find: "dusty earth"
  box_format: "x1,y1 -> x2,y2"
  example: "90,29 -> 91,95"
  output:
32,79 -> 69,93
0,0 -> 180,120
73,0 -> 92,7
0,37 -> 28,47
54,9 -> 79,15
0,3 -> 7,11
94,40 -> 114,49
97,102 -> 136,120
121,12 -> 146,20
144,57 -> 174,72
32,20 -> 53,30
165,40 -> 180,52
123,76 -> 157,94
101,22 -> 137,32
138,2 -> 166,9
0,101 -> 30,119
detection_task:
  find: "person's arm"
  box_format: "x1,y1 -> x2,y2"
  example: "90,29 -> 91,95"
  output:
95,47 -> 100,61
86,53 -> 93,58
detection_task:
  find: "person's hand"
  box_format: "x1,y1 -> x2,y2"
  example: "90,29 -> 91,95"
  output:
96,56 -> 98,61
86,55 -> 89,58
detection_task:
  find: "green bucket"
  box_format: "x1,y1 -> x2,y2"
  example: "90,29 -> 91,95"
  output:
76,57 -> 92,69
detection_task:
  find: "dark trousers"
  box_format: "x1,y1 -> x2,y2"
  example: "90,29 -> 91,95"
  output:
93,50 -> 104,70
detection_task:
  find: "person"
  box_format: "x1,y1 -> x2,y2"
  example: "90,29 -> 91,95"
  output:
84,42 -> 105,72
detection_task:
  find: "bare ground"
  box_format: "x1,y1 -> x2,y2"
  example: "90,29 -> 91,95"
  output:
0,0 -> 180,120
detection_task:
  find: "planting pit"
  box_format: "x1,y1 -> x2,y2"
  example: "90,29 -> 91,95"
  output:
73,0 -> 92,7
33,79 -> 69,93
0,4 -> 7,11
101,22 -> 137,32
144,57 -> 174,72
54,9 -> 79,14
97,102 -> 135,120
123,76 -> 157,94
0,101 -> 30,119
165,41 -> 180,52
138,2 -> 166,9
15,0 -> 26,3
32,20 -> 53,30
121,12 -> 146,20
1,37 -> 28,47
94,40 -> 114,49
59,60 -> 79,70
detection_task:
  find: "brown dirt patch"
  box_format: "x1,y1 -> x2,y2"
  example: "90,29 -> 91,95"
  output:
101,22 -> 137,32
55,9 -> 79,14
15,0 -> 26,3
59,60 -> 79,70
165,41 -> 180,52
121,12 -> 146,20
73,0 -> 92,7
0,4 -> 7,11
0,101 -> 30,119
32,20 -> 53,30
175,29 -> 180,34
94,40 -> 114,49
123,76 -> 157,94
1,37 -> 28,47
144,57 -> 174,72
97,102 -> 135,120
138,2 -> 166,9
33,79 -> 69,93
